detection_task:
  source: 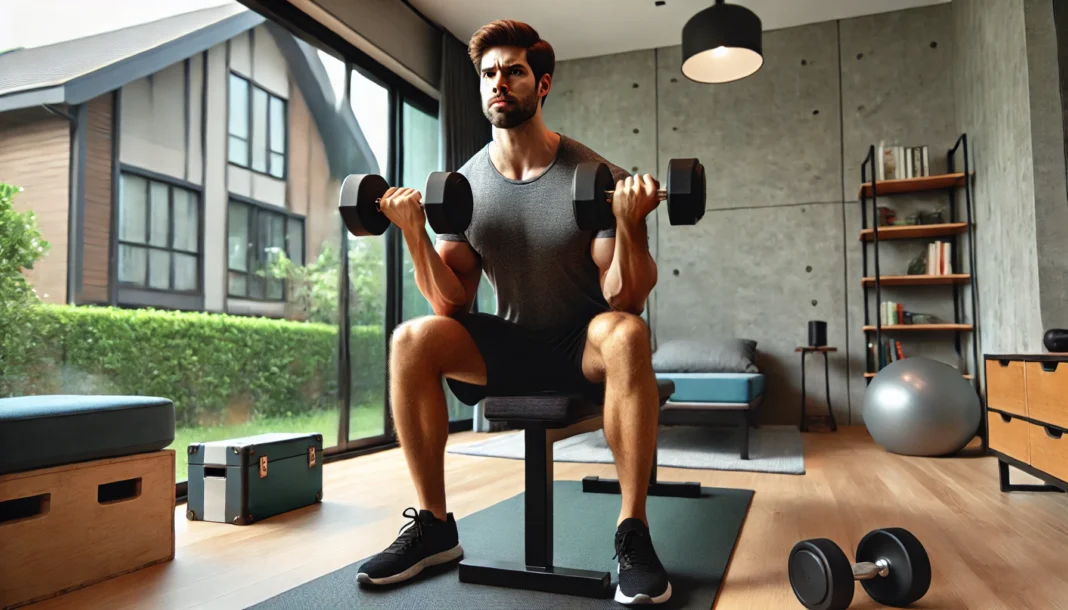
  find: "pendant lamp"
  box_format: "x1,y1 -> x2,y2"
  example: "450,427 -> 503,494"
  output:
682,0 -> 763,83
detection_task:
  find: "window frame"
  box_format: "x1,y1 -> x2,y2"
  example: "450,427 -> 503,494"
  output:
227,71 -> 289,180
226,194 -> 306,302
115,165 -> 204,297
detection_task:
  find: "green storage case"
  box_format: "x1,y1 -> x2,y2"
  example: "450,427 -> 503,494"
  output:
186,432 -> 323,525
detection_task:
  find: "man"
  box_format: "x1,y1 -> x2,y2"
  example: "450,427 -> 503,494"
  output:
356,19 -> 670,605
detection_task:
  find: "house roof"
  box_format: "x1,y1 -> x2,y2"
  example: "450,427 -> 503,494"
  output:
0,4 -> 378,178
0,4 -> 262,112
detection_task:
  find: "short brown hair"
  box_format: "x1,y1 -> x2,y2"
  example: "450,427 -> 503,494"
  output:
468,20 -> 555,106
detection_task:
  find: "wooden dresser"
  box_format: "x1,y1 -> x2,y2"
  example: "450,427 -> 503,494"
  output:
985,354 -> 1068,493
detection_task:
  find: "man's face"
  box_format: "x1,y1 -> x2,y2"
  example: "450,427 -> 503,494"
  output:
479,46 -> 544,129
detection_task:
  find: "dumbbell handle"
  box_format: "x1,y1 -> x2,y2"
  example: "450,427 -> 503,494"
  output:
373,195 -> 425,212
604,189 -> 668,202
852,558 -> 890,581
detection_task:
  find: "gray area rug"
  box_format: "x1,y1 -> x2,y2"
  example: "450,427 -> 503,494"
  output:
447,425 -> 805,475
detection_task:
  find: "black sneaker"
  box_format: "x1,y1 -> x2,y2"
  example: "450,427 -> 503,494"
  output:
356,507 -> 463,586
613,518 -> 672,605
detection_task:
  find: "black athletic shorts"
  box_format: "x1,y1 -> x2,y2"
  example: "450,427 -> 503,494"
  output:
445,312 -> 604,406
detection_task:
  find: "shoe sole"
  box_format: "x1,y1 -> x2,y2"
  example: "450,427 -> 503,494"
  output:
356,544 -> 464,586
614,563 -> 672,605
614,581 -> 672,605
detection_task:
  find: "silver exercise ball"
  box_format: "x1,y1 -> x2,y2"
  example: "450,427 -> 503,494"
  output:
864,357 -> 981,456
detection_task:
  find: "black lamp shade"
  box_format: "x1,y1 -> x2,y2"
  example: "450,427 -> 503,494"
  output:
682,1 -> 763,84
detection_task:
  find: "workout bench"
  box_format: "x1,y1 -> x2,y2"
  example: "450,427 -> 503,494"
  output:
457,379 -> 700,598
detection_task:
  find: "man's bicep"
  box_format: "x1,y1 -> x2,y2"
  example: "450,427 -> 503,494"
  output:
591,236 -> 615,287
436,238 -> 482,301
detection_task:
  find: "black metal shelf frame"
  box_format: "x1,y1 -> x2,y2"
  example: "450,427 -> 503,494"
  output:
859,134 -> 985,448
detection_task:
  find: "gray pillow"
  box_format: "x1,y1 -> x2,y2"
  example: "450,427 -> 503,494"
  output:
652,338 -> 759,373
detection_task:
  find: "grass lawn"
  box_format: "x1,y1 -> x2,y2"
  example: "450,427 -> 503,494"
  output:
169,405 -> 387,482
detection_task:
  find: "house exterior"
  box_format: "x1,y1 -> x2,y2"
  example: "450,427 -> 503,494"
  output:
0,4 -> 378,318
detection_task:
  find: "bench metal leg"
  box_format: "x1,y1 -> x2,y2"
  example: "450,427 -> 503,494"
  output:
459,426 -> 611,598
582,445 -> 701,498
739,411 -> 750,460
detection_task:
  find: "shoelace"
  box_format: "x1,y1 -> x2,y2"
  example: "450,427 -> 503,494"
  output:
386,507 -> 425,553
614,528 -> 655,569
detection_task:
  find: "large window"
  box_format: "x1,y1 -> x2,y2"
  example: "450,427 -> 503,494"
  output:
118,172 -> 200,292
228,73 -> 287,178
227,199 -> 304,300
347,66 -> 390,443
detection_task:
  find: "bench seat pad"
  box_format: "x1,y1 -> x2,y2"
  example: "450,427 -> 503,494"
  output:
484,380 -> 675,425
655,373 -> 765,404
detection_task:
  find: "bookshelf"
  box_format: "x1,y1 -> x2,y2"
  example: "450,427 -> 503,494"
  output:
859,134 -> 980,397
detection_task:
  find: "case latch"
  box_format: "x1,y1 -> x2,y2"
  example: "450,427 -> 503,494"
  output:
308,446 -> 317,468
259,455 -> 268,478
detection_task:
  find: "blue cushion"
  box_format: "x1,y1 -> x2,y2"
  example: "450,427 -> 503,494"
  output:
655,373 -> 765,404
0,395 -> 175,475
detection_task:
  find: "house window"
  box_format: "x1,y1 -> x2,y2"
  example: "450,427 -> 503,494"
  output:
118,173 -> 200,292
227,199 -> 304,300
228,73 -> 287,178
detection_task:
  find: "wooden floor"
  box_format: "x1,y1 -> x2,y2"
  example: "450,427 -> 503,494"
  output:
24,426 -> 1068,610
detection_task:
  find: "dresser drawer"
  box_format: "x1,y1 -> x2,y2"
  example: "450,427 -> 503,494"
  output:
1024,361 -> 1068,429
987,409 -> 1030,464
1028,422 -> 1068,484
985,359 -> 1027,417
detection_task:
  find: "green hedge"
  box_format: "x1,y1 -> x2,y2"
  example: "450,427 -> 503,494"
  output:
2,304 -> 386,427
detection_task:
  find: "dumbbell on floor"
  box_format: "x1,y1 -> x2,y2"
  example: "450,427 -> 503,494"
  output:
788,527 -> 931,610
572,158 -> 706,231
339,172 -> 473,236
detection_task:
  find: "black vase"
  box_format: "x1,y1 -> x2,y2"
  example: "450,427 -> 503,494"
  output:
1044,328 -> 1068,352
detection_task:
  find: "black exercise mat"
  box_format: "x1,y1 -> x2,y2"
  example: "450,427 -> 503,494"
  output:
248,481 -> 753,609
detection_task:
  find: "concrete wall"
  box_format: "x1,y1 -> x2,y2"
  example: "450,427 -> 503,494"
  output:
953,0 -> 1045,356
1024,0 -> 1068,331
544,4 -> 961,425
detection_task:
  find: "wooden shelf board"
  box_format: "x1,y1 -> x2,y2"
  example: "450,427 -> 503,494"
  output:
863,324 -> 973,332
862,274 -> 971,287
864,372 -> 974,379
860,222 -> 969,241
859,172 -> 966,197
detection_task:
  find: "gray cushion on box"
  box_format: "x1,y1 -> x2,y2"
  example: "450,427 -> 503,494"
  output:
653,338 -> 759,374
0,395 -> 175,475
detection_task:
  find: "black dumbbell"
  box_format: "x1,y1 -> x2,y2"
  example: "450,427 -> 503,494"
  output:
338,172 -> 473,236
788,528 -> 931,610
572,158 -> 706,231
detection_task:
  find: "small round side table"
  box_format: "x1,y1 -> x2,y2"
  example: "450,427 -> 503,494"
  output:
796,346 -> 838,432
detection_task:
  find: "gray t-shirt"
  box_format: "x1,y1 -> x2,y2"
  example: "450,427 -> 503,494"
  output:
437,134 -> 633,334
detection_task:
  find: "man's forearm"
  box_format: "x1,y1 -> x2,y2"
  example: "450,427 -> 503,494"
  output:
403,229 -> 468,316
603,219 -> 657,314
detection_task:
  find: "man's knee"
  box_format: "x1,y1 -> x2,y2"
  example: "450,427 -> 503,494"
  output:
593,312 -> 652,361
390,315 -> 460,368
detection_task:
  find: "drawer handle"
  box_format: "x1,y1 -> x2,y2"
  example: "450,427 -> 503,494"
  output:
999,413 -> 1013,423
1045,426 -> 1064,440
1041,362 -> 1059,372
998,359 -> 1011,367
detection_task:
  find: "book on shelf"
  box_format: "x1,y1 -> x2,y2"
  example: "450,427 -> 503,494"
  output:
926,241 -> 953,275
867,339 -> 905,370
877,141 -> 930,180
880,301 -> 908,325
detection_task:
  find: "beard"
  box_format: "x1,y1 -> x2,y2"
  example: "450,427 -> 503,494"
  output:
483,92 -> 539,128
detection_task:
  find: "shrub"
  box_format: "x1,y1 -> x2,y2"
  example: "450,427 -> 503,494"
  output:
0,182 -> 50,381
2,304 -> 386,428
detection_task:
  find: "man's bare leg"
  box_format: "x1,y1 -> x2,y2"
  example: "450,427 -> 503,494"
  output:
581,311 -> 660,526
389,315 -> 487,521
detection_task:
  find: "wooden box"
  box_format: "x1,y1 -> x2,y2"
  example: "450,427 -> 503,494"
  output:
0,450 -> 175,609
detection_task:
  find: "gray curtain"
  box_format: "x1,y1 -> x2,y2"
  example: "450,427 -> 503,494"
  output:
440,33 -> 491,171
